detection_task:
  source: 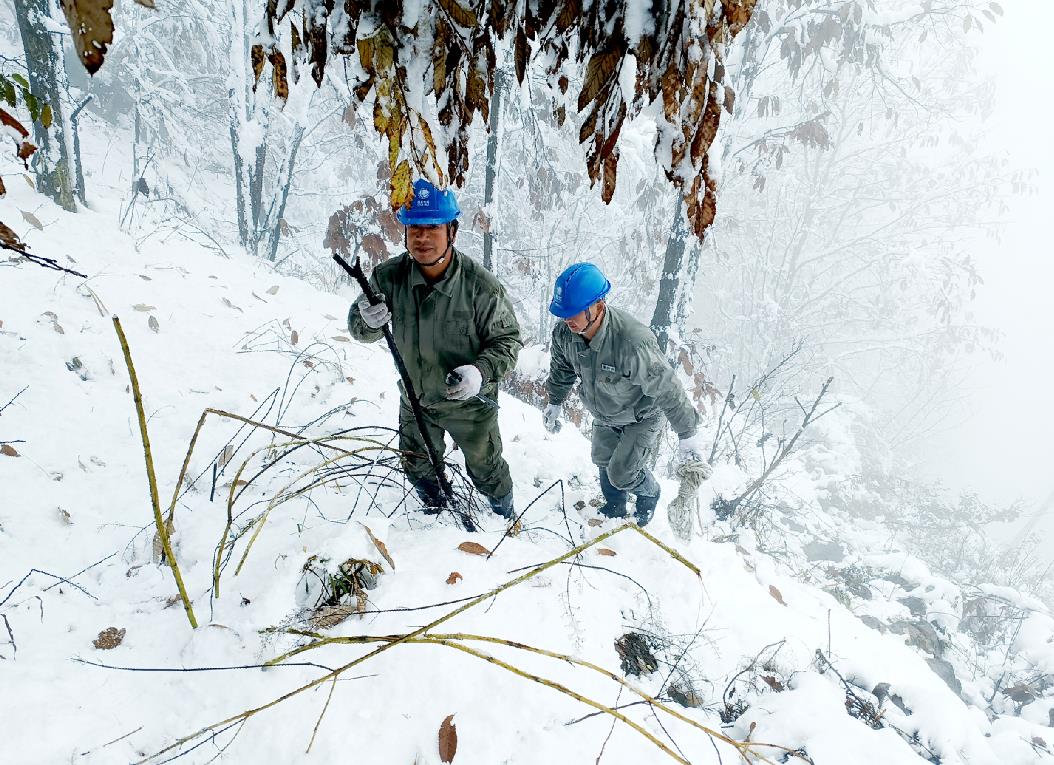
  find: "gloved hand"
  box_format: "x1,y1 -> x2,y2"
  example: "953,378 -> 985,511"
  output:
445,365 -> 483,401
356,292 -> 391,329
543,403 -> 562,433
676,432 -> 707,464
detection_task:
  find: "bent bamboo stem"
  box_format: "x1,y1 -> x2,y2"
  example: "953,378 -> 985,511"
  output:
113,316 -> 197,629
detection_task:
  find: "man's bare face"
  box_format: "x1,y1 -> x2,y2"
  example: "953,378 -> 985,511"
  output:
407,224 -> 449,264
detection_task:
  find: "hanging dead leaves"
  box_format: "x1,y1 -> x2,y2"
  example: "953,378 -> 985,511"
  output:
257,0 -> 757,240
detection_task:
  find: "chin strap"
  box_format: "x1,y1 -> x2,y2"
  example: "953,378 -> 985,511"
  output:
574,303 -> 603,335
406,224 -> 455,268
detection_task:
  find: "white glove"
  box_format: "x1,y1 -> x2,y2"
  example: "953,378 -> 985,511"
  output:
543,403 -> 562,433
445,365 -> 483,401
357,292 -> 391,329
677,432 -> 706,464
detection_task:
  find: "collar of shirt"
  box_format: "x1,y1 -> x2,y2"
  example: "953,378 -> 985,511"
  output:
569,305 -> 612,354
407,248 -> 461,296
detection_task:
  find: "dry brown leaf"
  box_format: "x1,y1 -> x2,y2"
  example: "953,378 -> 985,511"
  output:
266,285 -> 279,295
0,175 -> 6,198
1,444 -> 19,457
362,524 -> 395,570
345,376 -> 355,385
92,626 -> 125,650
148,315 -> 159,333
438,714 -> 457,763
457,541 -> 490,556
270,51 -> 289,100
21,210 -> 43,230
597,548 -> 616,557
0,107 -> 29,138
769,584 -> 786,606
761,674 -> 785,691
61,0 -> 116,75
587,518 -> 604,527
330,335 -> 350,342
290,329 -> 299,345
446,571 -> 462,585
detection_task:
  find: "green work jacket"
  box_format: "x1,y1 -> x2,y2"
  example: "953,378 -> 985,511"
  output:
348,249 -> 522,410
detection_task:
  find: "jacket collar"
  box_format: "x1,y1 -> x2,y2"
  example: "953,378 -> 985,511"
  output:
407,247 -> 462,296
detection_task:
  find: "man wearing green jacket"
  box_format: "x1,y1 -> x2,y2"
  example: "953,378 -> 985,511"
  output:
348,179 -> 522,519
543,263 -> 704,526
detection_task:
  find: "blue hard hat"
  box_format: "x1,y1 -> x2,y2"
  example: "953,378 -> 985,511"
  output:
396,179 -> 461,225
549,262 -> 611,318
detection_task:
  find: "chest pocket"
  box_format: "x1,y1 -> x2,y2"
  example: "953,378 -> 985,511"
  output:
443,309 -> 476,354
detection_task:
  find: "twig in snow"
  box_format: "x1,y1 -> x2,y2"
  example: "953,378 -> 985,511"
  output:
0,386 -> 27,416
594,686 -> 624,764
72,657 -> 339,673
1,614 -> 14,658
77,726 -> 144,757
0,568 -> 97,609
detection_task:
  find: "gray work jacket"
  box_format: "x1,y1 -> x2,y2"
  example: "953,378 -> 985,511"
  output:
546,306 -> 699,438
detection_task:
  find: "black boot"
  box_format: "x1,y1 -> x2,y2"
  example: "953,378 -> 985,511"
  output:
631,471 -> 660,527
487,489 -> 515,520
598,468 -> 628,519
413,477 -> 448,515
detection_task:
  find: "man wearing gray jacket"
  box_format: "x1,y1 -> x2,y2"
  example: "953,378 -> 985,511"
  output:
543,263 -> 704,526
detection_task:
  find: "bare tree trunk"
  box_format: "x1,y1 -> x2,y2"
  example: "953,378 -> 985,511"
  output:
266,124 -> 305,262
70,96 -> 92,206
13,0 -> 75,211
650,197 -> 690,353
228,95 -> 248,247
482,70 -> 506,271
247,141 -> 267,256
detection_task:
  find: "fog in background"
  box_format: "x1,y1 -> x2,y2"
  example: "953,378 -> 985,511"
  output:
913,0 -> 1054,560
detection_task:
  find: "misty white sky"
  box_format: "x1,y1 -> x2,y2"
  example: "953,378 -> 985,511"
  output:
915,0 -> 1054,550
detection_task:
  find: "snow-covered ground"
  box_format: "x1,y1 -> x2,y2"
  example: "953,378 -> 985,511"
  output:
2,182 -> 1053,764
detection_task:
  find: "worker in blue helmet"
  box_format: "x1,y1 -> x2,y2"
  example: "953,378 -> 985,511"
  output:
543,263 -> 704,526
348,179 -> 523,520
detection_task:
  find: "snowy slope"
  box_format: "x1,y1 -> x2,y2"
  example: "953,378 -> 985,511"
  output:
2,186 -> 1052,765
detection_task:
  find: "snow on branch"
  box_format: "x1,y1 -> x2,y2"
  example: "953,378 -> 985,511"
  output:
252,0 -> 758,239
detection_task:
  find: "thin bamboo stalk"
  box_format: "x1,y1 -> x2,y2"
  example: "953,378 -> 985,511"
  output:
138,524 -> 642,763
112,316 -> 197,629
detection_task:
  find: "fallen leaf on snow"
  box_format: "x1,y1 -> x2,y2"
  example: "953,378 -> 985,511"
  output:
362,524 -> 395,570
446,572 -> 463,585
587,518 -> 604,527
93,627 -> 125,650
597,548 -> 616,557
148,315 -> 160,333
457,541 -> 490,556
769,585 -> 786,606
133,304 -> 156,311
331,335 -> 350,342
138,274 -> 152,280
267,285 -> 279,295
290,330 -> 299,346
323,313 -> 337,320
21,209 -> 42,230
438,714 -> 457,763
1,444 -> 20,457
221,297 -> 243,313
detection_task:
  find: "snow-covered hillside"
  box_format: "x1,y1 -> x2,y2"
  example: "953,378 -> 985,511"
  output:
2,186 -> 1052,765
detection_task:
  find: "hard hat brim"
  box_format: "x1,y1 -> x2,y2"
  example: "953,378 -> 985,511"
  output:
396,209 -> 461,225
